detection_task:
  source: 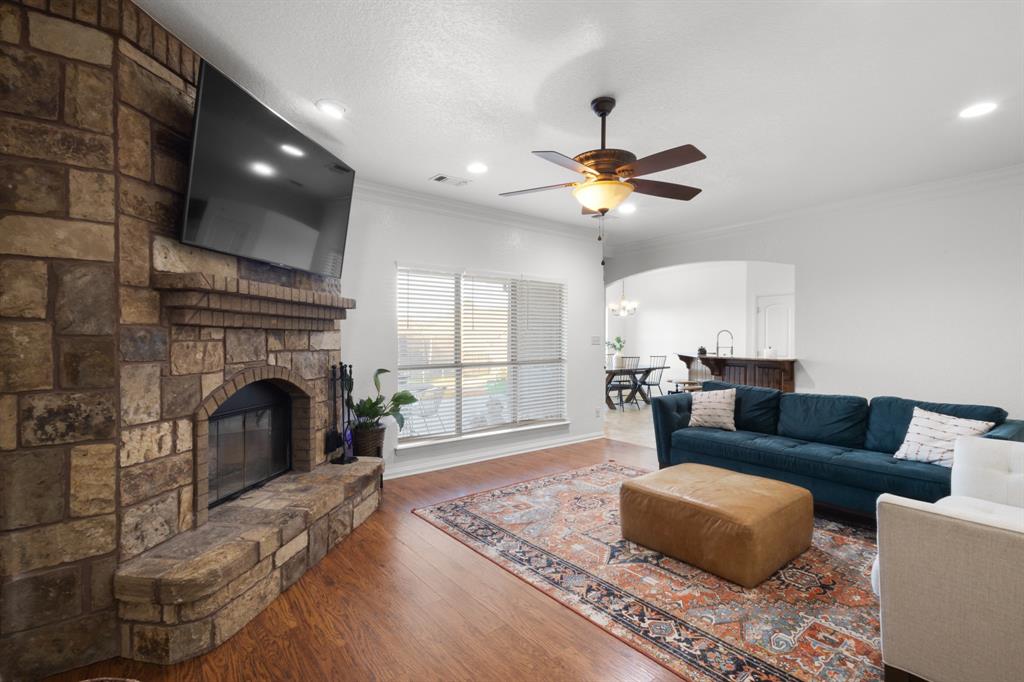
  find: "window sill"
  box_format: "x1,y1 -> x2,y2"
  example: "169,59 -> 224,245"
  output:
396,420 -> 571,452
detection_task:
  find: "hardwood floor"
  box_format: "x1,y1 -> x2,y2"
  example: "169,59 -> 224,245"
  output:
49,438 -> 678,682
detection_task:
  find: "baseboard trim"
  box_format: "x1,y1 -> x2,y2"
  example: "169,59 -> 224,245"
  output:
383,431 -> 605,480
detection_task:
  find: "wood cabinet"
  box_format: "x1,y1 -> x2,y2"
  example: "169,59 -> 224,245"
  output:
677,354 -> 796,393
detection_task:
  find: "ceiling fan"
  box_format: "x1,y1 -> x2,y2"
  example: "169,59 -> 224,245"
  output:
500,96 -> 705,215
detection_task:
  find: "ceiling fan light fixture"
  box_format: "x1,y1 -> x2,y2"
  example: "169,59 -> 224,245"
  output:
498,97 -> 704,214
572,179 -> 634,213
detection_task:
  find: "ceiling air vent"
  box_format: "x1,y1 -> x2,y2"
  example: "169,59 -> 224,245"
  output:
428,173 -> 471,187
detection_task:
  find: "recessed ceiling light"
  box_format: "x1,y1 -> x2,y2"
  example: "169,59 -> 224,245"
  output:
280,144 -> 305,157
618,203 -> 637,215
959,101 -> 997,119
466,162 -> 488,174
315,99 -> 346,120
249,161 -> 276,177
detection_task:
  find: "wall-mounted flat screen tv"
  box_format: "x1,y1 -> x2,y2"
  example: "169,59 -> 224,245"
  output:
182,62 -> 354,278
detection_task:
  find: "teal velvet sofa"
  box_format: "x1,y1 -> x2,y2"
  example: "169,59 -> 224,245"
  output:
652,381 -> 1024,516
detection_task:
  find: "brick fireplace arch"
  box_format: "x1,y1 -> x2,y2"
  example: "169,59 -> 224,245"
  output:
192,365 -> 317,526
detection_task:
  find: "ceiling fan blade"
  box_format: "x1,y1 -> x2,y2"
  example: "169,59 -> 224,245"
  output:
532,151 -> 595,176
499,182 -> 575,197
631,178 -> 702,201
582,207 -> 599,215
618,144 -> 706,178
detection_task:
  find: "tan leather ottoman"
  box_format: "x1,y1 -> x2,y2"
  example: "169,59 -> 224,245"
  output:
620,463 -> 813,588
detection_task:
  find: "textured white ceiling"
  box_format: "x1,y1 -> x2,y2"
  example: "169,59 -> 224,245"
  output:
139,0 -> 1023,247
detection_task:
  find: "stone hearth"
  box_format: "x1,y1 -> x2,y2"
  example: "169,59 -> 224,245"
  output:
116,458 -> 381,664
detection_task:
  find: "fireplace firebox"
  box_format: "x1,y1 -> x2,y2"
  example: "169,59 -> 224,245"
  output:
208,380 -> 292,506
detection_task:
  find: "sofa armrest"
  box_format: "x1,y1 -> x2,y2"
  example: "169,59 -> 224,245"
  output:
984,418 -> 1024,442
651,393 -> 691,469
876,494 -> 1024,682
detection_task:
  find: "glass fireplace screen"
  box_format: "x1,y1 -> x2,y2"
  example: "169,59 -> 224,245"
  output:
208,385 -> 291,506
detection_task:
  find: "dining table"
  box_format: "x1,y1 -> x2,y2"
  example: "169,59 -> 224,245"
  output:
604,366 -> 669,410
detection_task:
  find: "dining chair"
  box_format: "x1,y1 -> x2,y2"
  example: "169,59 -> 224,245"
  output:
609,355 -> 641,409
644,355 -> 667,397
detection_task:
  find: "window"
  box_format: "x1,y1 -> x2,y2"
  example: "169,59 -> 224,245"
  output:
397,266 -> 567,442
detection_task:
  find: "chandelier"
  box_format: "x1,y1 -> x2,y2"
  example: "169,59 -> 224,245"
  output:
608,280 -> 638,317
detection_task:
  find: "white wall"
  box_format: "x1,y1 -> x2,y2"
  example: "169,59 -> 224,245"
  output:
341,181 -> 606,478
605,166 -> 1024,416
605,261 -> 794,390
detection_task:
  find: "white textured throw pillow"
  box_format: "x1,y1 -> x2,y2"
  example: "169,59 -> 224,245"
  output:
893,407 -> 994,467
689,388 -> 736,431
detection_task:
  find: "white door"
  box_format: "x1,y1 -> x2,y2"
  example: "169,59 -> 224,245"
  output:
756,294 -> 794,357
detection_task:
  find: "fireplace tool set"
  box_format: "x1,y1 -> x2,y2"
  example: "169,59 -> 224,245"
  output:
327,363 -> 357,464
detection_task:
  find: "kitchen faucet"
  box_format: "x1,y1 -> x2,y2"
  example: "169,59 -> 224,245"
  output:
716,329 -> 734,357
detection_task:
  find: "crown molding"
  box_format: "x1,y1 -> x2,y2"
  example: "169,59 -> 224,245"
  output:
352,178 -> 597,243
606,163 -> 1024,257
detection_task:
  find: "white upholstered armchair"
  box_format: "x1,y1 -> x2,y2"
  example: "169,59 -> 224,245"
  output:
873,436 -> 1024,682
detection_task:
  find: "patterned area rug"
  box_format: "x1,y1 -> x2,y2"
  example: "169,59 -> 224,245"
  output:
414,463 -> 881,681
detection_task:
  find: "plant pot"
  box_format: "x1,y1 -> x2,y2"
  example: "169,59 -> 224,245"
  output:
612,353 -> 623,369
352,424 -> 386,458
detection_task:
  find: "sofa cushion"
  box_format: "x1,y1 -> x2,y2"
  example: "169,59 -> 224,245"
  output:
829,448 -> 951,500
777,393 -> 868,448
702,381 -> 781,434
865,396 -> 1009,454
671,427 -> 950,501
673,428 -> 845,480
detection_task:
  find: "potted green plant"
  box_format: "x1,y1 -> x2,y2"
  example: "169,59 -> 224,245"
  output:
346,368 -> 417,458
605,336 -> 626,368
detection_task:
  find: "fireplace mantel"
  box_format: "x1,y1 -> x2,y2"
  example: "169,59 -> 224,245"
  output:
154,272 -> 355,330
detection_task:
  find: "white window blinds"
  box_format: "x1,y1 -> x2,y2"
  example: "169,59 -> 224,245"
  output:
397,266 -> 567,441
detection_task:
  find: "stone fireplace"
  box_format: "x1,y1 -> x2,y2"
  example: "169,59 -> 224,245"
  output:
0,2 -> 379,678
111,312 -> 383,666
